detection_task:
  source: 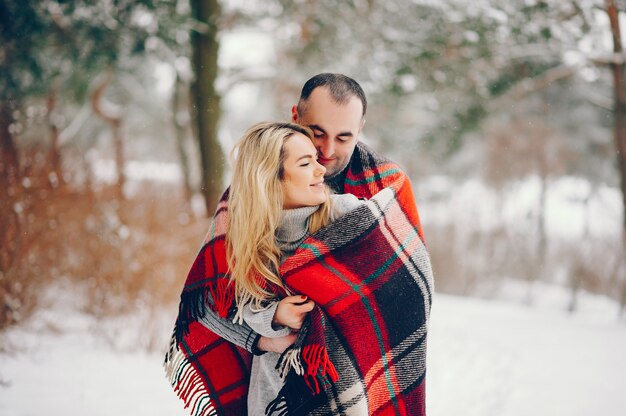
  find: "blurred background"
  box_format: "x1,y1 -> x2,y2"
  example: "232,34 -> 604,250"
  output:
1,1 -> 625,415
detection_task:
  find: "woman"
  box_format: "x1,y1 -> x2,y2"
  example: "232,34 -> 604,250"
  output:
166,122 -> 432,416
225,122 -> 363,415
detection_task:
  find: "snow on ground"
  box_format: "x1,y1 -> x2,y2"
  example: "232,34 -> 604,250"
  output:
1,281 -> 625,416
0,281 -> 182,416
428,291 -> 626,416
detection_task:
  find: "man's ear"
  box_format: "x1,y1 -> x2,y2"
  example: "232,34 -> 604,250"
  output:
360,117 -> 366,131
291,105 -> 299,123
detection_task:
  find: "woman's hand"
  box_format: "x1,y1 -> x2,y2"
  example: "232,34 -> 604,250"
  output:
272,295 -> 315,331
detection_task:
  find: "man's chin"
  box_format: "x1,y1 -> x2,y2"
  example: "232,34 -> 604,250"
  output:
322,162 -> 348,178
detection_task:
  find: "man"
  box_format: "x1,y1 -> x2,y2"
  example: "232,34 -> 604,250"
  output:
212,73 -> 367,354
167,73 -> 432,415
257,73 -> 370,352
203,73 -> 372,355
292,73 -> 366,183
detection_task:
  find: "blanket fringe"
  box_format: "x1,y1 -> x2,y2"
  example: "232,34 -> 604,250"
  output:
302,344 -> 339,395
164,334 -> 217,416
265,365 -> 330,416
209,278 -> 235,319
265,394 -> 289,416
174,279 -> 236,343
276,347 -> 304,380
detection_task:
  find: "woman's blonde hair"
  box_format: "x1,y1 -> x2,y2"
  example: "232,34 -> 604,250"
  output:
227,122 -> 331,316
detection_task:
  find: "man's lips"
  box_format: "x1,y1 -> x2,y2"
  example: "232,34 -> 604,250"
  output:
317,157 -> 334,164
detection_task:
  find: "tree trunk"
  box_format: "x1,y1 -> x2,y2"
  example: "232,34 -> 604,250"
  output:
112,121 -> 124,200
537,174 -> 547,277
90,72 -> 125,200
173,73 -> 193,208
190,0 -> 223,215
606,0 -> 626,314
620,265 -> 626,318
0,103 -> 20,188
47,85 -> 63,188
0,102 -> 20,274
569,192 -> 591,313
524,176 -> 548,305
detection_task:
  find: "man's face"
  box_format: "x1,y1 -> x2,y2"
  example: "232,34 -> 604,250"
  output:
292,87 -> 364,177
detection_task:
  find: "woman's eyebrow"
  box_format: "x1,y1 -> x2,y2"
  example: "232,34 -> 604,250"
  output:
296,154 -> 315,162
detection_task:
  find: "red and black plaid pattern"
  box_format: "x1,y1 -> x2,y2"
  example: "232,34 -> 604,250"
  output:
280,186 -> 433,415
165,142 -> 433,415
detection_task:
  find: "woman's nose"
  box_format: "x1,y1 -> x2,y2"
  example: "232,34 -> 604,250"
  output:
315,161 -> 326,176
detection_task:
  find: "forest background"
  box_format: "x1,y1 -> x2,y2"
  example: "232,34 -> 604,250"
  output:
1,0 -> 625,354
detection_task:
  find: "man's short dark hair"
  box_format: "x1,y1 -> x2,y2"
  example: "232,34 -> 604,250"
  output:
297,73 -> 367,118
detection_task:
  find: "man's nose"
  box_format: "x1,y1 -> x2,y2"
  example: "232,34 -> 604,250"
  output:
317,139 -> 334,158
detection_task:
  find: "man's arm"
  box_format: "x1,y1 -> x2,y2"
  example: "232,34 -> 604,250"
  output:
197,304 -> 260,352
257,333 -> 297,354
198,297 -> 296,354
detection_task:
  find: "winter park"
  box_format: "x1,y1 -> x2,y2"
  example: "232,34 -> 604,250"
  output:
2,1 -> 626,416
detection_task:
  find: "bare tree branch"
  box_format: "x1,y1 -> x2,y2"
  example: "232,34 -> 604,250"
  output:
486,64 -> 578,112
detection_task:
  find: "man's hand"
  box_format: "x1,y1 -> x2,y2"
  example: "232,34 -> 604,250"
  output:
272,295 -> 315,331
256,334 -> 297,354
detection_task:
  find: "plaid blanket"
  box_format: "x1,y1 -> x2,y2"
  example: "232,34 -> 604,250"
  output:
165,142 -> 434,415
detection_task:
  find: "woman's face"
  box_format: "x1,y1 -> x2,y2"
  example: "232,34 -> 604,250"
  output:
281,132 -> 327,209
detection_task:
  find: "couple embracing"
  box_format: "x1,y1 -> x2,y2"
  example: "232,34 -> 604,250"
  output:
165,73 -> 434,416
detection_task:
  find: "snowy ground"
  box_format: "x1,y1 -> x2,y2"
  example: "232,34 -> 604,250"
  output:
428,290 -> 626,416
1,282 -> 625,416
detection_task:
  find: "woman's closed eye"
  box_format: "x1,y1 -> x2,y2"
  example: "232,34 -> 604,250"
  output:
300,155 -> 318,167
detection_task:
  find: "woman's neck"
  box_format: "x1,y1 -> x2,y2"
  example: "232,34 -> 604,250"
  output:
276,205 -> 319,252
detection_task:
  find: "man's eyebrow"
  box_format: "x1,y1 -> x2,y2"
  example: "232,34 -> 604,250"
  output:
307,124 -> 326,133
308,124 -> 353,137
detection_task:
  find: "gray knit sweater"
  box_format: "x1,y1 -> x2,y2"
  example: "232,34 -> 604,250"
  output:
196,194 -> 362,415
195,162 -> 354,353
245,193 -> 363,416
